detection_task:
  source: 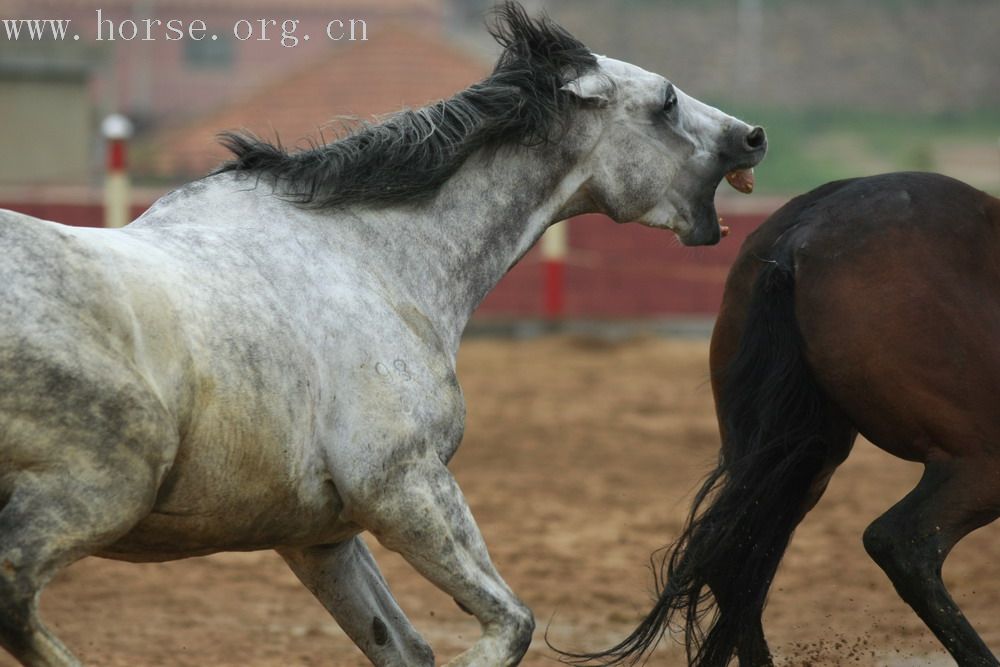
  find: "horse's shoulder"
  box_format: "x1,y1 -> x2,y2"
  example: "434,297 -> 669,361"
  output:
323,305 -> 464,470
335,325 -> 461,407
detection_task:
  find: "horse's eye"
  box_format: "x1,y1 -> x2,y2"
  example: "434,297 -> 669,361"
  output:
663,84 -> 677,112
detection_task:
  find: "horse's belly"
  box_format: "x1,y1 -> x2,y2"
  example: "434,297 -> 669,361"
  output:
101,430 -> 354,561
104,486 -> 357,561
104,513 -> 359,562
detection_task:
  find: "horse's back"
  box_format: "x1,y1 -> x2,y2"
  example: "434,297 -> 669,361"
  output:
731,173 -> 1000,457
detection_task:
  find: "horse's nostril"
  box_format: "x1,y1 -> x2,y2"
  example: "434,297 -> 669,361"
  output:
745,126 -> 766,150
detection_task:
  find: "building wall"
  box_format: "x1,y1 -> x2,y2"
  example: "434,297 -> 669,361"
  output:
3,1 -> 447,124
0,73 -> 91,184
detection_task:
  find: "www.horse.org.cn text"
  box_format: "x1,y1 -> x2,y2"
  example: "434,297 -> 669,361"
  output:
1,10 -> 369,48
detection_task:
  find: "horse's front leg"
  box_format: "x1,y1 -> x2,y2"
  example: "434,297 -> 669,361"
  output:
340,450 -> 534,667
278,537 -> 434,667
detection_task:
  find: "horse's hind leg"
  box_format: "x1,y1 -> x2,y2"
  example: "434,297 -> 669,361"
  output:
727,456 -> 853,667
278,537 -> 434,667
863,458 -> 1000,666
0,483 -> 81,666
0,460 -> 161,665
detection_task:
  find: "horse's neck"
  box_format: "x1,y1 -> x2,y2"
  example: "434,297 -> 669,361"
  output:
376,146 -> 589,354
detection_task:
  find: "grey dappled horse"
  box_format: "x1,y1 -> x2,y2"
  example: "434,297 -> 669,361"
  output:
0,5 -> 765,666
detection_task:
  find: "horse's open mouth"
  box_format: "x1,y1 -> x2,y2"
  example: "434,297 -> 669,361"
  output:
725,168 -> 755,194
718,168 -> 755,238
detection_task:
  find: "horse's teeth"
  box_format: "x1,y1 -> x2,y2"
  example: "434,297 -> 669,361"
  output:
725,168 -> 755,194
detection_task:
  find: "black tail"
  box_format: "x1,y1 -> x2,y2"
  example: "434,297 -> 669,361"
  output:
560,257 -> 835,666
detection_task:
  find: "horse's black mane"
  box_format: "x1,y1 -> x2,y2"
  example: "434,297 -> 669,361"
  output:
213,2 -> 597,209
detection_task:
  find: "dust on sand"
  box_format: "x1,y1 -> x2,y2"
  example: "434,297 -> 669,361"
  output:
20,337 -> 999,666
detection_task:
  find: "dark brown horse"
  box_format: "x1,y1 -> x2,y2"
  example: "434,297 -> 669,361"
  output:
568,172 -> 1000,666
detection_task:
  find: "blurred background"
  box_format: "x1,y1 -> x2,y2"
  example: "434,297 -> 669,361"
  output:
1,0 -> 999,323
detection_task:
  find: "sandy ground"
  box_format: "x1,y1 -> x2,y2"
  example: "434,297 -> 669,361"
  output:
10,336 -> 999,666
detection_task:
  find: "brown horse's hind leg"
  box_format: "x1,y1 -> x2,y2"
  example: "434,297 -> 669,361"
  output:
862,458 -> 1000,666
728,453 -> 855,667
0,465 -> 159,666
732,617 -> 771,667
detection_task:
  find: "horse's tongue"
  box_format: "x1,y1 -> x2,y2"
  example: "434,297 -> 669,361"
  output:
725,168 -> 755,194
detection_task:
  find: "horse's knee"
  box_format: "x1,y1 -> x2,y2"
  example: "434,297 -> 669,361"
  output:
517,605 -> 536,654
863,516 -> 940,586
499,600 -> 534,661
862,517 -> 896,565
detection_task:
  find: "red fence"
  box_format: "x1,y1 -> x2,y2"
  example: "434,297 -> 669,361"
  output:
480,213 -> 768,317
0,202 -> 770,318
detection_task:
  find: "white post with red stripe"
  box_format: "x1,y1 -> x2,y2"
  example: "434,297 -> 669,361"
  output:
101,113 -> 133,229
540,221 -> 568,319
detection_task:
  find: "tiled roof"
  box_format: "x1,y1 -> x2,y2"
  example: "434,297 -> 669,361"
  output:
140,23 -> 491,179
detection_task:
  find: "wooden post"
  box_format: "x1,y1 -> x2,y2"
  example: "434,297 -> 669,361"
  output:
101,113 -> 133,228
540,221 -> 567,319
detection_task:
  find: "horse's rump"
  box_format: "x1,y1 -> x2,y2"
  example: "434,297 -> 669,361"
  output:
769,173 -> 1000,457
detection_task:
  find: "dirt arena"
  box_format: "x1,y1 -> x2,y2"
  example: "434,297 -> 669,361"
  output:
16,336 -> 999,666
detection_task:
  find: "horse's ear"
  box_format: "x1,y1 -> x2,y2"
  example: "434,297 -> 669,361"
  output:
561,72 -> 611,106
